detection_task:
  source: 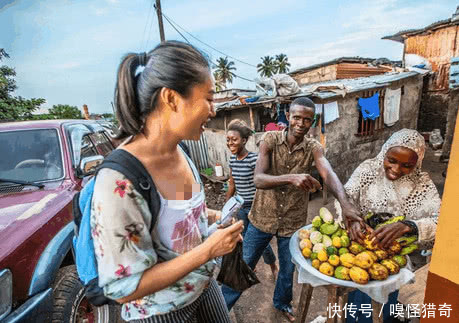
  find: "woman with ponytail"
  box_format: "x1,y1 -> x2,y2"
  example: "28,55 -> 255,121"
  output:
90,41 -> 243,322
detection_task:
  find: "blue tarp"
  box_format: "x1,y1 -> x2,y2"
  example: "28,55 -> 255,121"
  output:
358,93 -> 380,120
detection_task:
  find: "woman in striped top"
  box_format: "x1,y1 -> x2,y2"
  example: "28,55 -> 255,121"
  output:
226,119 -> 278,277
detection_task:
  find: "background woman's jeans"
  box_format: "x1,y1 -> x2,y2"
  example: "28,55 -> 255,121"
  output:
238,204 -> 276,265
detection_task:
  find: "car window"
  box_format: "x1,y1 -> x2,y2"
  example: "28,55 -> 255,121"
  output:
67,124 -> 98,167
80,135 -> 98,160
89,132 -> 114,157
0,129 -> 64,183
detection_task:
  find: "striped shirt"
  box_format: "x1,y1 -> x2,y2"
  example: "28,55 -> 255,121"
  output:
229,152 -> 258,204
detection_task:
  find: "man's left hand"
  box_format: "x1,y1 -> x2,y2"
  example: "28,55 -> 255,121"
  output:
341,203 -> 364,228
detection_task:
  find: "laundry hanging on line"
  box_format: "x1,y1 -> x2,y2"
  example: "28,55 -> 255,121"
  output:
384,88 -> 401,126
314,101 -> 340,124
358,93 -> 380,120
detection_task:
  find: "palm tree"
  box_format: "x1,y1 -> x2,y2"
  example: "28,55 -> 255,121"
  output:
257,56 -> 276,78
214,57 -> 236,89
213,70 -> 225,92
275,54 -> 291,74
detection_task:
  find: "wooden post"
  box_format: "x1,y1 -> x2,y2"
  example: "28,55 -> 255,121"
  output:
249,106 -> 255,130
371,300 -> 384,323
296,284 -> 313,323
326,285 -> 339,323
224,114 -> 227,132
155,0 -> 165,42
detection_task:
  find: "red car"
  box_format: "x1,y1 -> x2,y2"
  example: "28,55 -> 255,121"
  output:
0,120 -> 119,323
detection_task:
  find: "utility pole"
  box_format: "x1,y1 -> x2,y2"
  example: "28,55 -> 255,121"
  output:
155,0 -> 165,42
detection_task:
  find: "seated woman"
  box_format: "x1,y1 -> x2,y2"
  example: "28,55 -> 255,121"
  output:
335,128 -> 441,323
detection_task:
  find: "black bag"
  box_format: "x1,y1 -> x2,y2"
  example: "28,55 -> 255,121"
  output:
216,242 -> 260,292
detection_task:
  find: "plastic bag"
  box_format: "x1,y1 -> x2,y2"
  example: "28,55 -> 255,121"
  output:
429,129 -> 443,150
216,242 -> 260,292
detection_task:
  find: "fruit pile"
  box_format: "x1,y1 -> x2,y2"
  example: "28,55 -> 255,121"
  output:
298,207 -> 418,285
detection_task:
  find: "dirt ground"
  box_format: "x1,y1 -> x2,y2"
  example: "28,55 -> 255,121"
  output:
203,146 -> 448,323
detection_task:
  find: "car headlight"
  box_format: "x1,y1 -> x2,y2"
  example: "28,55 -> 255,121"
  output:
0,269 -> 12,320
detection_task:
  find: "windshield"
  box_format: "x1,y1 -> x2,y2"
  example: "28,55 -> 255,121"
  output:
0,129 -> 64,183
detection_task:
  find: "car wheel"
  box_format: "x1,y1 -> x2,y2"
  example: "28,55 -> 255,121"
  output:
52,265 -> 122,323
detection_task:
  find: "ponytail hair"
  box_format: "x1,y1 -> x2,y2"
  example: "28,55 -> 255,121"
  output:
114,41 -> 210,140
227,119 -> 253,140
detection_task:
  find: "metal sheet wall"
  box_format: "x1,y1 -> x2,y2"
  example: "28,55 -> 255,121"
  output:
183,136 -> 209,171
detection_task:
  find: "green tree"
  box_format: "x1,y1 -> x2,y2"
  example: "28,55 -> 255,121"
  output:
101,113 -> 115,120
213,70 -> 225,92
257,56 -> 276,77
275,53 -> 291,74
48,104 -> 82,119
0,49 -> 46,120
213,57 -> 236,89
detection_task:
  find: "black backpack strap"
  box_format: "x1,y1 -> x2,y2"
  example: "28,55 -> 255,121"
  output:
95,149 -> 161,231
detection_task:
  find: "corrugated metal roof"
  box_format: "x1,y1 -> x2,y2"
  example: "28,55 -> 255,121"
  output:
214,71 -> 421,111
300,71 -> 420,99
383,16 -> 459,43
289,57 -> 399,76
215,97 -> 275,112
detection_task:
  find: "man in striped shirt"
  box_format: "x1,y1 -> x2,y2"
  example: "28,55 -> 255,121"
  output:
225,119 -> 278,277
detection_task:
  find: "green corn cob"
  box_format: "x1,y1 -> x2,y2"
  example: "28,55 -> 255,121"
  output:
375,215 -> 406,230
396,235 -> 418,247
400,244 -> 418,256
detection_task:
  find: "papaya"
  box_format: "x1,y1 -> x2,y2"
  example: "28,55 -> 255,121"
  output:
320,223 -> 339,236
354,252 -> 374,269
369,263 -> 389,280
312,259 -> 321,270
339,247 -> 349,256
302,247 -> 312,258
349,266 -> 369,284
318,249 -> 328,262
326,246 -> 338,256
319,207 -> 334,224
349,242 -> 365,255
334,266 -> 350,280
340,253 -> 355,268
328,255 -> 340,266
312,216 -> 323,228
319,262 -> 334,276
332,236 -> 342,248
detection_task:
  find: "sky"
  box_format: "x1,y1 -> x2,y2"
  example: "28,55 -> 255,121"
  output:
0,0 -> 457,114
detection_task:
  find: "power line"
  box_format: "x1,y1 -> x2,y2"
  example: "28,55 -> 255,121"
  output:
161,14 -> 191,44
140,1 -> 154,49
162,15 -> 255,83
161,12 -> 257,68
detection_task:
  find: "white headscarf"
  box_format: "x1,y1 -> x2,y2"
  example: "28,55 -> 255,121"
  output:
336,129 -> 440,249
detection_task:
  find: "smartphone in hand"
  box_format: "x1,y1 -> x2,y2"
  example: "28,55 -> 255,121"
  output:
208,196 -> 244,234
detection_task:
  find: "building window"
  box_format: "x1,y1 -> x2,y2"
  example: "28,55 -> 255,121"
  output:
356,89 -> 385,137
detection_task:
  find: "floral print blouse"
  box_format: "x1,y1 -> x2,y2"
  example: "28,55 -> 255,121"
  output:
90,167 -> 216,321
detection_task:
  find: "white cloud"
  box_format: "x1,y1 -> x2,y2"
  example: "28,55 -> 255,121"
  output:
93,7 -> 109,16
164,0 -> 297,33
